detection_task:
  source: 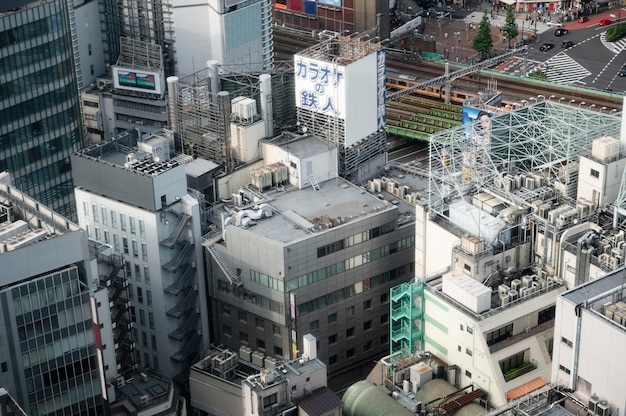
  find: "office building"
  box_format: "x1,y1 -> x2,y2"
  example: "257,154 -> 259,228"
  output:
0,0 -> 82,220
172,0 -> 274,76
204,131 -> 416,391
0,172 -> 104,416
73,0 -> 106,89
552,270 -> 626,416
71,129 -> 208,383
272,0 -> 390,41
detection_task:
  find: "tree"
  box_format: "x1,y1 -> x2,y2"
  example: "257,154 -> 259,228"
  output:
502,6 -> 519,49
473,11 -> 494,60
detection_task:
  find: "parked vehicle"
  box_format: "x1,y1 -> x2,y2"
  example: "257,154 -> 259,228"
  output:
600,19 -> 612,26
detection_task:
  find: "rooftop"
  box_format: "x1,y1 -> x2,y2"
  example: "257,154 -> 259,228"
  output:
112,371 -> 174,415
223,178 -> 397,244
562,267 -> 626,306
297,33 -> 383,66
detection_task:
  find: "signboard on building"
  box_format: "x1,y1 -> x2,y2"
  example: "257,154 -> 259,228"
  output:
295,48 -> 386,147
112,66 -> 164,95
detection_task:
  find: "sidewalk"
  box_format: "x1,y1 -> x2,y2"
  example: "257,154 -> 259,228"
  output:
410,5 -> 624,63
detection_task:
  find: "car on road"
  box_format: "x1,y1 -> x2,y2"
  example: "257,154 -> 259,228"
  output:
540,43 -> 555,51
578,15 -> 589,23
546,21 -> 563,27
562,40 -> 574,48
600,18 -> 612,26
555,28 -> 569,36
619,64 -> 626,76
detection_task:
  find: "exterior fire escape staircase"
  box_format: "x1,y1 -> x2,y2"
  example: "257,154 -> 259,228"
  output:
161,213 -> 191,248
207,244 -> 242,286
163,240 -> 193,272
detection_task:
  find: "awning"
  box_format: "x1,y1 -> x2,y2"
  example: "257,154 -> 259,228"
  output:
506,377 -> 548,401
499,0 -> 516,4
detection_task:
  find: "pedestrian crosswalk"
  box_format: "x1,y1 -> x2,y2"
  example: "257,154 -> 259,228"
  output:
542,52 -> 591,84
600,32 -> 626,54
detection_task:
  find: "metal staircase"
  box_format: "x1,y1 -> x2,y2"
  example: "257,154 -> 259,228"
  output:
162,240 -> 193,272
207,244 -> 242,286
161,213 -> 191,248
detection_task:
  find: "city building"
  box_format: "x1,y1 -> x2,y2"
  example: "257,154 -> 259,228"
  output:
551,269 -> 626,416
71,128 -> 208,384
0,388 -> 28,416
385,100 -> 626,406
204,130 -> 416,391
272,0 -> 390,41
189,337 -> 342,416
73,0 -> 106,89
294,34 -> 388,183
0,172 -> 104,415
172,0 -> 274,76
0,0 -> 83,220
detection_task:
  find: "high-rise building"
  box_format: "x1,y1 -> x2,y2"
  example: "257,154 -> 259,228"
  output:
71,129 -> 208,383
0,172 -> 104,416
172,0 -> 274,76
0,0 -> 82,220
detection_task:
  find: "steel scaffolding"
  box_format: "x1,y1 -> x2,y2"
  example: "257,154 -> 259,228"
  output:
427,101 -> 622,219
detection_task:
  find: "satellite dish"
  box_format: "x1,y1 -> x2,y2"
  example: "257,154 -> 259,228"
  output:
153,156 -> 160,163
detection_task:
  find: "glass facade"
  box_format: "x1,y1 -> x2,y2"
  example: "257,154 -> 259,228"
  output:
0,0 -> 81,220
9,266 -> 102,416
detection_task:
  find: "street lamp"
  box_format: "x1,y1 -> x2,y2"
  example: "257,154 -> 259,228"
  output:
530,97 -> 537,103
588,104 -> 596,110
548,95 -> 556,101
569,99 -> 576,105
538,94 -> 546,101
578,101 -> 586,108
611,109 -> 618,115
520,99 -> 528,107
600,106 -> 607,113
558,97 -> 565,103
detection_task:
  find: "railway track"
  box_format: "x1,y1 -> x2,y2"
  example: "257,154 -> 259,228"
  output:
273,27 -> 623,112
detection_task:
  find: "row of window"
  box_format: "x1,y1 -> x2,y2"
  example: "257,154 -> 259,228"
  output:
222,327 -> 285,357
288,236 -> 415,291
83,203 -> 145,237
0,8 -> 65,48
297,262 -> 413,315
113,98 -> 166,114
217,280 -> 286,314
316,221 -> 395,258
250,270 -> 284,291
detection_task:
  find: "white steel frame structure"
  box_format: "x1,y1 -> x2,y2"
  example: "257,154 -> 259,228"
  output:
427,101 -> 622,219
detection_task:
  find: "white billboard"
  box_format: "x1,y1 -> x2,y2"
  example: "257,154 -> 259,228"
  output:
295,49 -> 386,147
112,66 -> 164,95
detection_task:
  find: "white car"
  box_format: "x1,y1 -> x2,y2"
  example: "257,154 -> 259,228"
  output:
546,20 -> 563,27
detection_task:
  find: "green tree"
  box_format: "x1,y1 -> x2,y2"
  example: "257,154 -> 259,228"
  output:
502,6 -> 519,49
473,11 -> 494,59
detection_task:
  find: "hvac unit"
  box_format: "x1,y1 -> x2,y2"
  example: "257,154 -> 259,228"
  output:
140,395 -> 151,407
252,350 -> 265,367
264,356 -> 278,369
239,345 -> 252,362
508,289 -> 518,301
116,376 -> 126,388
608,257 -> 620,270
231,97 -> 258,121
597,401 -> 610,416
498,284 -> 510,296
514,175 -> 524,189
588,395 -> 600,415
519,287 -> 529,298
539,203 -> 552,219
536,278 -> 547,289
511,279 -> 521,292
546,276 -> 555,287
260,369 -> 275,385
524,176 -> 535,190
500,293 -> 510,307
522,275 -> 533,288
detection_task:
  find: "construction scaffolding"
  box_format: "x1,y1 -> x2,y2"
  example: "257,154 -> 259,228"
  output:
427,101 -> 622,220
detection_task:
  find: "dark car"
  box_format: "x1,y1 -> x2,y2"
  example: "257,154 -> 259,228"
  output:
540,43 -> 555,51
619,64 -> 626,77
555,28 -> 569,36
562,40 -> 574,48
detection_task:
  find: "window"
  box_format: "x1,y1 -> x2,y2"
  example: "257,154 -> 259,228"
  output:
328,334 -> 337,345
466,348 -> 472,357
110,210 -> 117,228
240,332 -> 248,343
223,325 -> 231,337
101,208 -> 108,225
149,312 -> 154,329
559,364 -> 571,374
128,284 -> 134,301
139,310 -> 146,326
346,306 -> 355,317
381,293 -> 389,304
380,334 -> 389,344
274,346 -> 283,356
151,334 -> 157,351
147,290 -> 152,307
1,362 -> 7,372
139,219 -> 145,238
113,234 -> 120,252
347,348 -> 355,358
142,331 -> 148,347
464,264 -> 471,272
222,304 -> 231,316
263,393 -> 278,408
134,264 -> 141,282
467,326 -> 473,334
132,240 -> 138,257
364,340 -> 372,351
83,201 -> 89,218
538,306 -> 556,325
239,311 -> 247,322
104,230 -> 110,244
460,324 -> 464,331
486,323 -> 513,346
363,320 -> 372,331
141,243 -> 148,262
310,320 -> 319,330
363,299 -> 372,310
257,339 -> 265,349
381,313 -> 389,324
122,237 -> 129,255
88,43 -> 92,55
256,317 -> 264,329
137,287 -> 143,304
144,266 -> 150,285
329,355 -> 338,365
346,327 -> 355,338
94,227 -> 101,241
273,324 -> 281,335
561,336 -> 573,347
92,204 -> 98,222
130,216 -> 136,234
120,213 -> 126,231
465,370 -> 472,378
328,313 -> 337,323
458,345 -> 462,352
590,168 -> 600,178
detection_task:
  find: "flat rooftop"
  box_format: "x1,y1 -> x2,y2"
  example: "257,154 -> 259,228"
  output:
230,178 -> 396,244
562,268 -> 626,306
269,132 -> 332,160
297,34 -> 383,66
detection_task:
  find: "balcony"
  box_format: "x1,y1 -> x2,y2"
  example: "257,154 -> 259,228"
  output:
503,361 -> 537,382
